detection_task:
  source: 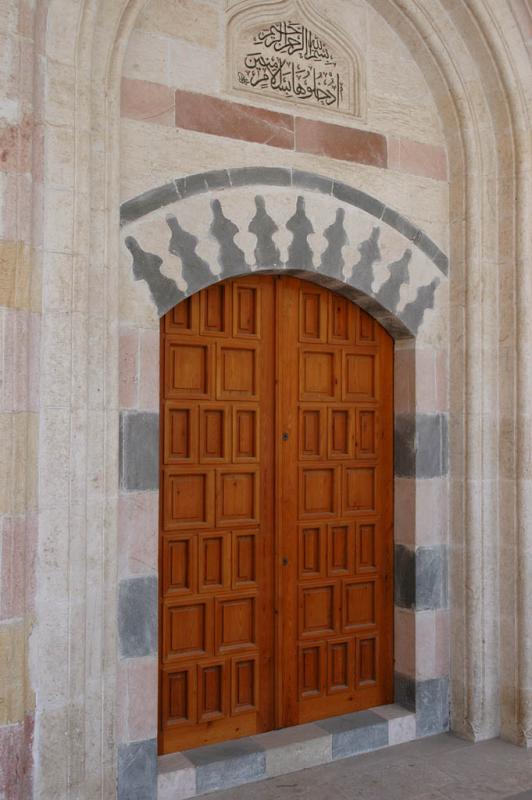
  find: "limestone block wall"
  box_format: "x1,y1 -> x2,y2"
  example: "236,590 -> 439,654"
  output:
0,1 -> 42,796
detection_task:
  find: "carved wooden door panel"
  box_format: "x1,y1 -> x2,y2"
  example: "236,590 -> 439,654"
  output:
159,275 -> 393,753
276,278 -> 393,726
159,277 -> 275,754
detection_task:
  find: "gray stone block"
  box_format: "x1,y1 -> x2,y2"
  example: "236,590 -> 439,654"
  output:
117,738 -> 157,800
254,723 -> 332,777
158,752 -> 196,800
416,545 -> 448,610
204,169 -> 232,192
416,676 -> 449,737
394,413 -> 448,479
416,413 -> 448,478
376,311 -> 411,339
395,544 -> 416,609
119,412 -> 159,492
332,181 -> 385,218
316,710 -> 388,760
292,169 -> 333,194
229,166 -> 291,187
118,576 -> 157,658
186,738 -> 266,794
382,207 -> 420,243
394,671 -> 416,712
173,170 -> 232,199
175,173 -> 210,199
395,413 -> 416,477
120,183 -> 179,226
416,231 -> 449,275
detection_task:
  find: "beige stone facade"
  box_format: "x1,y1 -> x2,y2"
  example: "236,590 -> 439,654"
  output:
0,0 -> 531,797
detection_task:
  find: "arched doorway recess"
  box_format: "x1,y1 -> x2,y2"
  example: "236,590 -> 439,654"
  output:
158,275 -> 394,753
118,167 -> 447,764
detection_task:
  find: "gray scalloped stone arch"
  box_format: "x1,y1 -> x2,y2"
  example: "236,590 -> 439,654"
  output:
120,167 -> 448,338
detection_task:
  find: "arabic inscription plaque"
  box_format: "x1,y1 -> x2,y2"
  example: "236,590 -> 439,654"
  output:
230,18 -> 355,116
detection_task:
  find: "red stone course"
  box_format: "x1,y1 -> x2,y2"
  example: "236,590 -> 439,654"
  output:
120,80 -> 449,179
0,715 -> 34,800
295,117 -> 387,167
387,136 -> 448,181
175,89 -> 295,149
121,78 -> 175,126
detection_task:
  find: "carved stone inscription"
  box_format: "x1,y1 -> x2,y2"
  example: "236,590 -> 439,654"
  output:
233,19 -> 351,114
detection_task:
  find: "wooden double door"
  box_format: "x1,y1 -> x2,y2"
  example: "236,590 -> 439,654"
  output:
159,275 -> 393,755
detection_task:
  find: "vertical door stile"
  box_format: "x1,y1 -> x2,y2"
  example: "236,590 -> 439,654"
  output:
277,278 -> 394,727
276,277 -> 301,727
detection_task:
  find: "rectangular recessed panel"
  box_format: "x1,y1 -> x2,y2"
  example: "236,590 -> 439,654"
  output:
234,407 -> 258,461
343,467 -> 376,515
299,408 -> 324,459
328,523 -> 351,575
217,469 -> 259,526
198,661 -> 227,722
166,341 -> 210,398
299,584 -> 336,637
357,409 -> 377,458
165,296 -> 198,334
300,468 -> 337,518
163,600 -> 211,661
234,285 -> 259,337
327,640 -> 351,694
218,345 -> 258,399
329,295 -> 351,342
162,666 -> 196,728
343,352 -> 376,401
299,525 -> 324,579
169,670 -> 189,721
216,596 -> 257,653
198,533 -> 229,592
233,531 -> 257,588
300,290 -> 326,342
232,655 -> 258,715
329,409 -> 351,458
299,644 -> 325,699
164,469 -> 213,529
357,523 -> 377,573
344,581 -> 376,630
200,406 -> 227,462
201,283 -> 228,335
165,404 -> 197,463
163,534 -> 196,595
300,350 -> 337,400
357,635 -> 378,686
358,310 -> 376,344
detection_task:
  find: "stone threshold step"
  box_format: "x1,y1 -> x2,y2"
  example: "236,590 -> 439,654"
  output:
158,704 -> 415,799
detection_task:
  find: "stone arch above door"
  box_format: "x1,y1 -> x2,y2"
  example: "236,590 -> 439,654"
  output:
120,168 -> 448,343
